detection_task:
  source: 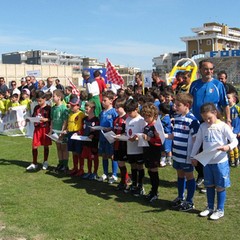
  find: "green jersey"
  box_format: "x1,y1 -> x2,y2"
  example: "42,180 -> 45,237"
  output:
51,104 -> 69,131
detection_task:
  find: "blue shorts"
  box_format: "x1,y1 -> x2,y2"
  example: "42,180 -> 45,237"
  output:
173,160 -> 194,172
67,132 -> 82,154
203,161 -> 231,188
98,139 -> 114,156
161,139 -> 172,153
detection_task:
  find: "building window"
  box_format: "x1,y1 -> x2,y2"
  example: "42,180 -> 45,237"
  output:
192,50 -> 197,55
206,40 -> 211,45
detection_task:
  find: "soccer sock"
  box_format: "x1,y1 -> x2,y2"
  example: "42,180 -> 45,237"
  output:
112,160 -> 118,177
151,171 -> 159,195
161,156 -> 166,163
177,177 -> 186,199
217,190 -> 226,211
73,154 -> 78,170
131,168 -> 138,187
167,156 -> 172,163
186,178 -> 196,203
62,159 -> 68,167
79,156 -> 84,171
32,149 -> 38,164
87,158 -> 92,173
138,169 -> 145,187
43,147 -> 49,161
119,166 -> 127,184
93,155 -> 99,174
148,171 -> 154,190
102,158 -> 108,175
206,187 -> 215,210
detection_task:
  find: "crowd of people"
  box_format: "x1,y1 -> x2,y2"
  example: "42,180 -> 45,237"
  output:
0,59 -> 239,221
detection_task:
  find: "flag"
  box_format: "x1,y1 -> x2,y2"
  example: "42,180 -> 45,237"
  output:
106,58 -> 124,86
66,76 -> 80,96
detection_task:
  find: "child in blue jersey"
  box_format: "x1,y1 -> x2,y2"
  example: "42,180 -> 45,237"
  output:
191,103 -> 238,220
227,92 -> 240,166
97,90 -> 118,182
159,102 -> 173,167
167,93 -> 200,211
141,102 -> 162,202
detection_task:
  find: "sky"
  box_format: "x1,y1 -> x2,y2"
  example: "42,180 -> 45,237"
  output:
0,0 -> 240,70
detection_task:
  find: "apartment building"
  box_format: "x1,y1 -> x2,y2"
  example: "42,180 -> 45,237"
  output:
181,22 -> 240,58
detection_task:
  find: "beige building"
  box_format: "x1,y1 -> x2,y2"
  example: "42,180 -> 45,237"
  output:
181,22 -> 240,57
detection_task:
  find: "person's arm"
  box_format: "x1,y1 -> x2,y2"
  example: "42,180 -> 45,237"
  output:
224,105 -> 231,127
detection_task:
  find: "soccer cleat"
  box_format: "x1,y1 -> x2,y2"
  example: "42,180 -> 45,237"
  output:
42,161 -> 48,170
235,159 -> 239,167
178,201 -> 195,212
199,207 -> 214,217
88,173 -> 97,180
82,173 -> 91,179
97,174 -> 108,182
124,185 -> 136,194
75,169 -> 85,177
133,186 -> 145,197
26,163 -> 38,171
69,168 -> 78,176
210,209 -> 224,220
160,160 -> 166,167
145,192 -> 159,203
172,197 -> 184,208
58,165 -> 69,173
166,159 -> 172,166
196,177 -> 204,186
108,175 -> 118,184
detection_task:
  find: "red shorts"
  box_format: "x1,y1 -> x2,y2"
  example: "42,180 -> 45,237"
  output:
32,127 -> 52,147
81,146 -> 98,160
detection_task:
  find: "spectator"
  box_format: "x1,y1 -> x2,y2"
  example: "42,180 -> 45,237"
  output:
0,77 -> 9,94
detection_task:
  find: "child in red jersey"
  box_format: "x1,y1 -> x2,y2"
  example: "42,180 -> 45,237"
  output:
26,91 -> 52,171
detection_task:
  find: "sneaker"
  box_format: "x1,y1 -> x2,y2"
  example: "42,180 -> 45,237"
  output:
116,182 -> 127,190
133,186 -> 145,197
82,173 -> 91,179
210,209 -> 224,220
166,159 -> 172,166
26,163 -> 38,171
235,159 -> 239,167
172,197 -> 184,208
230,161 -> 235,167
196,177 -> 204,186
89,173 -> 97,180
58,165 -> 69,173
160,160 -> 166,167
178,201 -> 195,212
75,169 -> 84,177
42,161 -> 48,170
97,174 -> 108,182
145,192 -> 159,203
124,185 -> 136,194
69,168 -> 78,176
200,188 -> 207,194
199,207 -> 214,217
108,175 -> 118,184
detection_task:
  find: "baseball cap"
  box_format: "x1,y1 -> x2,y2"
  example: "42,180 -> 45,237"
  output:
22,88 -> 30,95
69,96 -> 80,106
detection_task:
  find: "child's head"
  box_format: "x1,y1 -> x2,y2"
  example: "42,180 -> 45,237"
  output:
159,102 -> 170,115
114,97 -> 126,116
124,98 -> 139,118
69,94 -> 80,112
200,103 -> 220,124
10,93 -> 19,103
102,90 -> 115,110
45,91 -> 53,101
174,93 -> 193,115
117,88 -> 125,98
85,101 -> 95,115
0,91 -> 4,99
80,90 -> 88,101
227,92 -> 239,106
164,91 -> 174,103
36,91 -> 46,106
21,88 -> 30,100
53,89 -> 64,104
141,102 -> 158,124
65,86 -> 73,95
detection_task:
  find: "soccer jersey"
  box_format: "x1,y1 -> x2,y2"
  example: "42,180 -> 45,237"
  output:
113,114 -> 127,151
161,114 -> 172,134
32,105 -> 51,128
67,110 -> 85,132
191,120 -> 238,164
99,107 -> 118,141
51,104 -> 69,131
125,114 -> 146,155
20,98 -> 31,111
172,112 -> 199,163
190,78 -> 228,121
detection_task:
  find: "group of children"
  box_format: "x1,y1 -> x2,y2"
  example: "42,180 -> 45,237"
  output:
9,81 -> 238,221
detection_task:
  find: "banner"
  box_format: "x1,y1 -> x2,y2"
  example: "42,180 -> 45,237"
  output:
0,106 -> 28,136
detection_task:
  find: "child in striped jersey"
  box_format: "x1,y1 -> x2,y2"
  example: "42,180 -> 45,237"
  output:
167,93 -> 200,211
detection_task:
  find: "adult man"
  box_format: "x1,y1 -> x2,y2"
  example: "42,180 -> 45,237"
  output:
189,59 -> 231,189
11,80 -> 21,97
0,77 -> 9,94
93,70 -> 107,102
38,80 -> 46,91
30,76 -> 38,90
42,77 -> 57,93
18,78 -> 28,92
217,70 -> 238,95
82,70 -> 102,117
55,79 -> 65,91
152,71 -> 167,92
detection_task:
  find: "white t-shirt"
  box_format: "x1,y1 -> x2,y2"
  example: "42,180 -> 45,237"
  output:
125,114 -> 146,155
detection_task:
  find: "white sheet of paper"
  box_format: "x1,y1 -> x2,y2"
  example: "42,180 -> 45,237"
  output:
53,129 -> 65,134
71,134 -> 92,141
154,116 -> 165,144
46,133 -> 62,143
136,133 -> 149,147
113,134 -> 129,141
101,130 -> 116,144
193,143 -> 220,166
26,117 -> 41,123
90,126 -> 106,130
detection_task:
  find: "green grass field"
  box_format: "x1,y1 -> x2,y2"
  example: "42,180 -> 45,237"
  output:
1,135 -> 240,240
